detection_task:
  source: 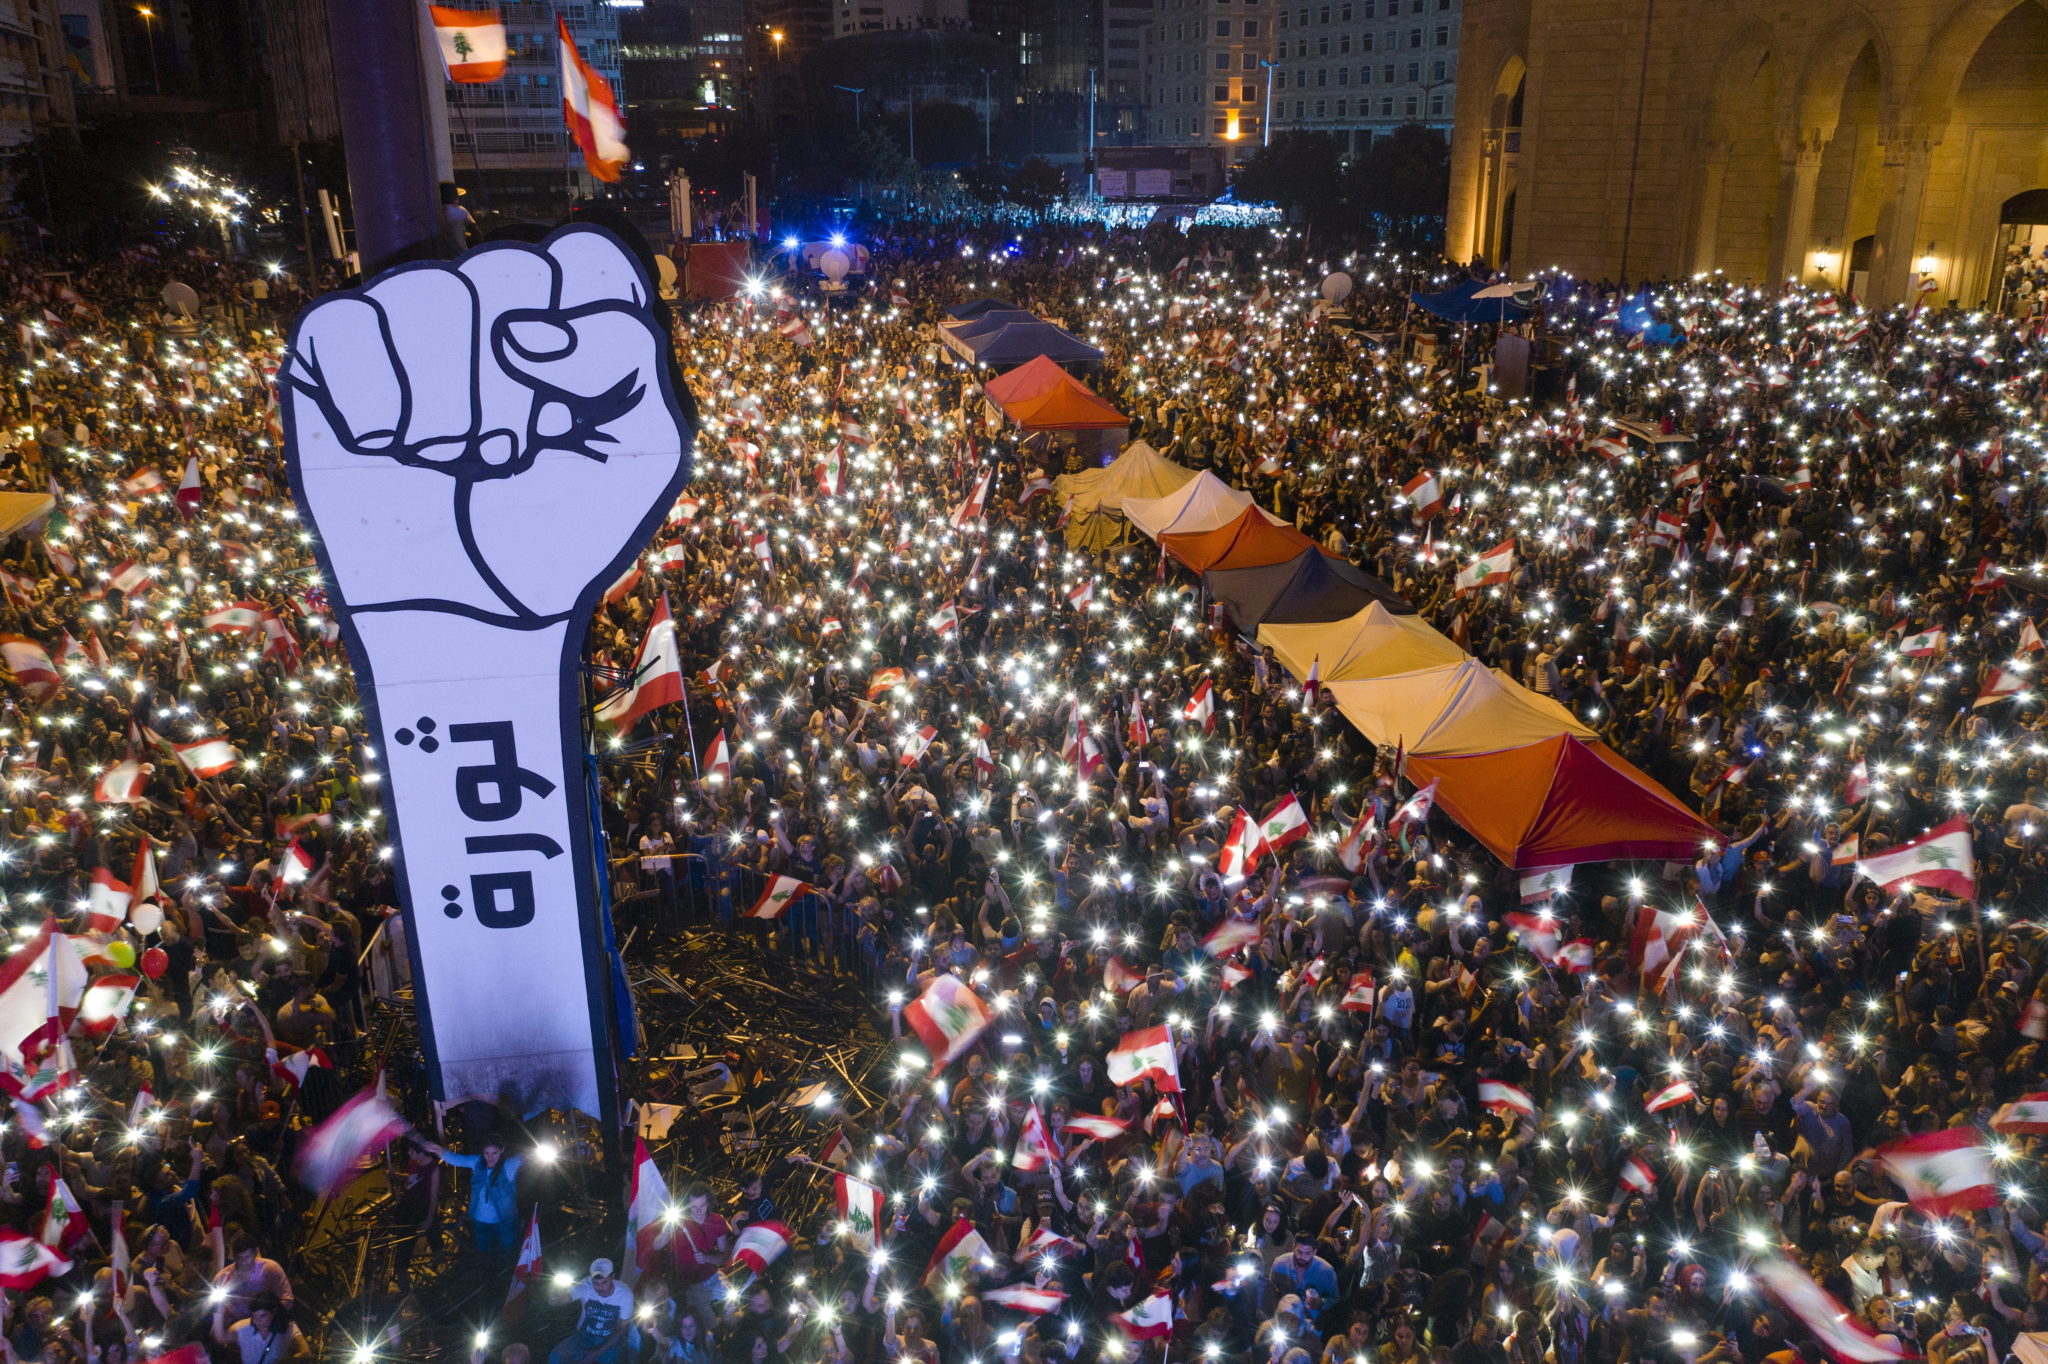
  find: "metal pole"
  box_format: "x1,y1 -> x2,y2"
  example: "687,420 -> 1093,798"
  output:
983,70 -> 991,160
324,0 -> 446,272
1086,65 -> 1096,195
1263,62 -> 1275,146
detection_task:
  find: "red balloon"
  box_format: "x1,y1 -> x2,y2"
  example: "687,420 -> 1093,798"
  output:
140,947 -> 168,980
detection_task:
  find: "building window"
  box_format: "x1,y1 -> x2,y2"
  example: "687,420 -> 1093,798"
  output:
1213,116 -> 1226,133
1318,5 -> 1329,20
1380,96 -> 1393,113
1434,23 -> 1447,43
1216,83 -> 1229,100
1361,0 -> 1373,13
1406,60 -> 1419,80
1337,65 -> 1348,83
1359,64 -> 1371,82
1241,81 -> 1256,98
1243,19 -> 1259,35
1404,93 -> 1417,114
1294,99 -> 1304,116
1431,59 -> 1444,79
1382,62 -> 1393,80
1297,7 -> 1307,22
1341,2 -> 1351,16
1316,67 -> 1327,84
1294,68 -> 1305,86
1339,34 -> 1350,51
1336,97 -> 1347,115
1215,50 -> 1229,66
1277,11 -> 1287,25
1429,92 -> 1444,114
1216,18 -> 1230,34
1315,99 -> 1326,115
1296,38 -> 1307,55
1243,51 -> 1256,66
1361,32 -> 1372,48
1408,26 -> 1421,46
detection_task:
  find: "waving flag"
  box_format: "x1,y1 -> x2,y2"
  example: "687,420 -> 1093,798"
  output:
0,924 -> 88,1068
504,1208 -> 544,1319
1645,1078 -> 1697,1113
0,636 -> 60,703
175,456 -> 203,518
170,735 -> 241,779
1336,808 -> 1377,872
1754,1256 -> 1915,1363
1629,904 -> 1700,993
835,1173 -> 884,1246
1012,1103 -> 1058,1172
1990,1092 -> 2048,1135
1339,971 -> 1376,1012
1617,1154 -> 1657,1196
746,875 -> 813,920
94,759 -> 150,806
701,729 -> 732,782
39,1177 -> 88,1253
293,1084 -> 408,1197
1111,1293 -> 1175,1341
1479,1080 -> 1536,1119
1184,676 -> 1217,732
77,974 -> 141,1036
1876,1128 -> 1997,1216
984,1284 -> 1067,1315
559,18 -> 627,181
0,1231 -> 70,1289
1401,470 -> 1443,519
1897,628 -> 1945,658
1853,817 -> 1975,899
729,1220 -> 793,1274
1107,1024 -> 1180,1093
625,1136 -> 673,1280
432,5 -> 508,81
1215,807 -> 1262,879
1455,539 -> 1516,595
597,597 -> 686,734
922,1217 -> 993,1289
902,974 -> 991,1066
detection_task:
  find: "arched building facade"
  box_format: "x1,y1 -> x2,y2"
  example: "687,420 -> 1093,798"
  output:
1444,0 -> 2048,309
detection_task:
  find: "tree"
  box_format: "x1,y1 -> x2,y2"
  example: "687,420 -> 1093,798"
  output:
1230,131 -> 1347,224
1347,122 -> 1450,250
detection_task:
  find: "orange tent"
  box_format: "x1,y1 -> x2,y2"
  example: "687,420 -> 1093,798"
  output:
983,355 -> 1128,430
1403,735 -> 1718,869
1160,506 -> 1322,572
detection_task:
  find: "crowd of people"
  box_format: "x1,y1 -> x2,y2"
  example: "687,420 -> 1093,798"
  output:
1,215 -> 2046,1364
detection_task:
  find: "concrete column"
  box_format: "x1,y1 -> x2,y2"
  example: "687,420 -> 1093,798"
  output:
1867,127 -> 1938,309
1767,131 -> 1828,284
1445,106 -> 1489,264
1689,142 -> 1731,276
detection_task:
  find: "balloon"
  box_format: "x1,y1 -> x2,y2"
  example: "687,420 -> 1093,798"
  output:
129,903 -> 163,935
1320,272 -> 1354,303
105,941 -> 136,969
140,947 -> 168,980
820,249 -> 851,283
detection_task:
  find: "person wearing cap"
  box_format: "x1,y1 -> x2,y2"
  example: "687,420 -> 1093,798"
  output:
549,1258 -> 636,1364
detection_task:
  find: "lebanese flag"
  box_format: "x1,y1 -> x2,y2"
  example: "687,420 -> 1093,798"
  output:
277,839 -> 316,886
267,1043 -> 332,1088
1754,1257 -> 1916,1363
984,1285 -> 1067,1315
778,318 -> 813,348
1842,759 -> 1870,806
1020,473 -> 1054,503
1617,1154 -> 1657,1195
1127,692 -> 1150,749
0,636 -> 60,703
171,735 -> 239,778
1990,1093 -> 2048,1135
94,759 -> 149,805
1107,1024 -> 1180,1093
729,1220 -> 794,1274
817,449 -> 848,497
1300,655 -> 1322,706
1062,1114 -> 1131,1146
1401,471 -> 1443,519
1519,864 -> 1573,905
1455,539 -> 1517,595
175,456 -> 203,519
105,561 -> 153,597
1012,1103 -> 1058,1172
1897,628 -> 1945,658
1557,939 -> 1595,973
834,1172 -> 884,1246
0,1231 -> 69,1289
1785,465 -> 1814,492
2020,619 -> 2044,654
77,974 -> 141,1036
120,468 -> 166,498
1969,557 -> 2006,595
648,542 -> 689,571
1201,917 -> 1259,958
1184,676 -> 1216,732
1336,809 -> 1377,872
1066,579 -> 1095,611
866,667 -> 906,700
922,1217 -> 993,1290
1645,1078 -> 1697,1113
898,724 -> 938,768
1387,779 -> 1438,836
1505,910 -> 1562,963
1478,1080 -> 1536,1120
903,974 -> 991,1066
606,562 -> 644,603
201,601 -> 266,633
927,601 -> 961,637
597,597 -> 686,733
86,866 -> 131,935
432,4 -> 507,80
1339,971 -> 1376,1012
701,729 -> 732,782
504,1208 -> 544,1319
292,1083 -> 408,1197
1111,1293 -> 1175,1341
1876,1128 -> 1998,1216
39,1177 -> 89,1253
1672,461 -> 1703,487
1629,904 -> 1699,993
2022,999 -> 2048,1040
815,1128 -> 852,1169
746,875 -> 813,920
109,1206 -> 130,1299
1976,663 -> 2029,707
625,1136 -> 673,1280
951,469 -> 995,529
1590,432 -> 1632,460
559,17 -> 628,181
1215,808 -> 1262,879
1646,511 -> 1683,549
1853,816 -> 1975,899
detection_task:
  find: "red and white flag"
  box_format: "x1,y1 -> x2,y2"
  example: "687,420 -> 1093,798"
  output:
1012,1103 -> 1058,1172
625,1136 -> 672,1280
293,1084 -> 408,1197
921,1218 -> 993,1289
951,469 -> 995,529
0,1231 -> 70,1289
701,729 -> 732,782
38,1177 -> 88,1254
1215,807 -> 1262,879
1387,779 -> 1438,837
1518,864 -> 1573,905
1339,971 -> 1376,1012
1062,1114 -> 1130,1145
94,759 -> 150,806
504,1208 -> 543,1319
1201,916 -> 1260,958
1184,677 -> 1217,732
1842,760 -> 1870,807
984,1284 -> 1067,1315
1629,904 -> 1700,994
1111,1293 -> 1175,1341
559,18 -> 627,181
1401,471 -> 1443,519
77,975 -> 141,1037
1989,1092 -> 2048,1135
1754,1256 -> 1915,1363
1975,663 -> 2028,708
2020,619 -> 2044,655
266,1043 -> 332,1088
902,974 -> 991,1066
278,839 -> 316,885
0,636 -> 61,703
597,597 -> 686,734
0,924 -> 88,1069
1876,1128 -> 1998,1216
729,1220 -> 794,1274
175,456 -> 203,519
835,1172 -> 884,1246
119,468 -> 166,498
746,875 -> 814,920
201,601 -> 267,633
1107,1024 -> 1180,1093
1335,809 -> 1377,873
1455,539 -> 1517,595
1617,1154 -> 1657,1196
432,5 -> 508,81
1065,579 -> 1095,611
1478,1080 -> 1536,1120
1853,816 -> 1975,899
1645,1078 -> 1697,1114
171,735 -> 240,779
1897,628 -> 1945,658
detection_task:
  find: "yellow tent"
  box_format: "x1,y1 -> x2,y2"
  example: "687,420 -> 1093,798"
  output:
1052,441 -> 1196,550
1325,659 -> 1594,755
1258,603 -> 1464,684
0,492 -> 54,539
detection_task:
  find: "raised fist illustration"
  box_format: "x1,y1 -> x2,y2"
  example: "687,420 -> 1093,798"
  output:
282,225 -> 693,623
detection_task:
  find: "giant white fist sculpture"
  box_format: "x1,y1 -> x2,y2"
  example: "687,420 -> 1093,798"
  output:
281,226 -> 694,1116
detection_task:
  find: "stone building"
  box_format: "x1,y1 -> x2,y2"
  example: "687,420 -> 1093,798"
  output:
1445,0 -> 2048,309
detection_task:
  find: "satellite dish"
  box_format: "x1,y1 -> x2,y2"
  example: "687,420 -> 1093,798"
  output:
1320,272 -> 1353,303
820,248 -> 852,283
161,282 -> 199,318
654,253 -> 679,300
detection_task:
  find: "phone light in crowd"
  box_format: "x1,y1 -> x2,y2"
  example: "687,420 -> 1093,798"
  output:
533,1141 -> 560,1164
554,1271 -> 574,1288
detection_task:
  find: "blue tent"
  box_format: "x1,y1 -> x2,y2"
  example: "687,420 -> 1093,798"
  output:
945,309 -> 1042,342
1206,549 -> 1413,635
946,298 -> 1019,320
1410,279 -> 1539,323
965,322 -> 1105,368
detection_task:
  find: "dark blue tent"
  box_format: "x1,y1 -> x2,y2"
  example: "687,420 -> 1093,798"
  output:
945,298 -> 1019,320
1409,279 -> 1539,323
966,322 -> 1105,368
1206,549 -> 1413,634
944,309 -> 1042,342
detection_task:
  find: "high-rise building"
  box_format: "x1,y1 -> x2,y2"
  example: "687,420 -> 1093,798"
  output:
444,0 -> 623,206
619,0 -> 744,142
1142,0 -> 1271,154
1265,0 -> 1454,154
0,0 -> 77,220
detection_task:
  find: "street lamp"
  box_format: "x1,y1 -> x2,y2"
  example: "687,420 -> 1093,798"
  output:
770,29 -> 784,58
834,84 -> 865,128
137,5 -> 163,95
1260,60 -> 1277,147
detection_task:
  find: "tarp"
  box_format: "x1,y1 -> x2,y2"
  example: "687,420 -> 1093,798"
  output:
1206,549 -> 1414,634
961,321 -> 1105,369
1258,603 -> 1464,683
680,240 -> 751,300
0,492 -> 54,539
1403,736 -> 1719,869
984,355 -> 1127,431
1324,659 -> 1592,754
946,297 -> 1017,320
1160,506 -> 1320,573
1123,472 -> 1256,541
1053,442 -> 1197,551
1409,278 -> 1536,323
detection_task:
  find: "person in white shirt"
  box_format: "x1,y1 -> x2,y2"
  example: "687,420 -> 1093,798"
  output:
551,1259 -> 636,1364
